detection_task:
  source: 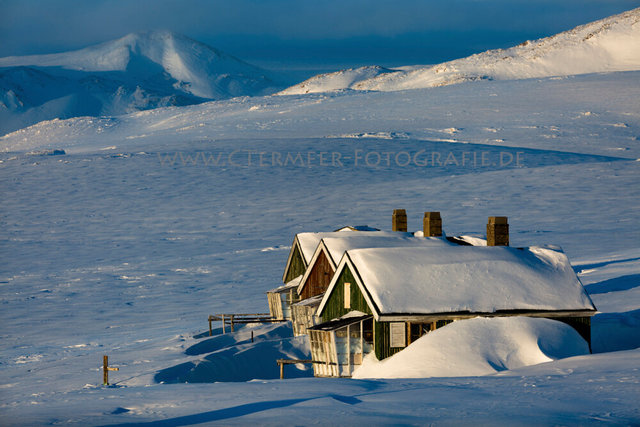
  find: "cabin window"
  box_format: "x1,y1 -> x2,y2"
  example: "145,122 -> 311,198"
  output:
363,318 -> 373,344
344,282 -> 351,309
409,323 -> 432,344
390,322 -> 406,348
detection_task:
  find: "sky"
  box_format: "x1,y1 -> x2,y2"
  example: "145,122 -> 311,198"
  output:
1,0 -> 639,70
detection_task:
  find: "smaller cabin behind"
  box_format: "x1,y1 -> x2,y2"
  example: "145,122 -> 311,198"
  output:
266,275 -> 301,320
276,228 -> 381,319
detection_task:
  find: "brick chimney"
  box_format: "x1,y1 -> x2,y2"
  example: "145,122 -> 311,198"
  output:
487,216 -> 509,246
392,209 -> 407,232
423,212 -> 442,237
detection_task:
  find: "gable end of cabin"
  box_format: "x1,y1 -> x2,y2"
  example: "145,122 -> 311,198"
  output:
320,264 -> 372,321
284,241 -> 306,283
300,248 -> 335,299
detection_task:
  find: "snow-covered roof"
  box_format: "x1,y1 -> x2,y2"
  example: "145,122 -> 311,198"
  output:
321,234 -> 455,268
294,232 -> 341,265
268,275 -> 302,293
295,230 -> 409,264
283,229 -> 393,283
334,225 -> 380,232
318,245 -> 596,317
296,233 -> 454,295
293,294 -> 324,307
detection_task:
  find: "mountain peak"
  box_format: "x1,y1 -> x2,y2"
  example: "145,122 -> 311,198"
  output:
280,7 -> 640,95
0,32 -> 280,135
0,31 -> 275,100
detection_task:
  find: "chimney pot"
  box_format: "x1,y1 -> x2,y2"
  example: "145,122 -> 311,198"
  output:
487,216 -> 509,246
423,211 -> 442,237
392,209 -> 407,232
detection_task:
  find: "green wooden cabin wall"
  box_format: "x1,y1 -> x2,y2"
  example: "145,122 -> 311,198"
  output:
319,265 -> 372,321
284,243 -> 306,283
374,322 -> 402,359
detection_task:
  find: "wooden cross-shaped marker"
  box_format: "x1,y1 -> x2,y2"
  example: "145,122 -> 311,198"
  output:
103,355 -> 119,385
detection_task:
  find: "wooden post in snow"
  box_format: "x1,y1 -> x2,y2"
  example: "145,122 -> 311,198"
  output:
103,355 -> 119,386
103,355 -> 107,385
208,315 -> 213,336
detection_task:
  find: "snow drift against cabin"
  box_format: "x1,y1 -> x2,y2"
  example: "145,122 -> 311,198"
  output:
353,317 -> 591,379
279,7 -> 640,95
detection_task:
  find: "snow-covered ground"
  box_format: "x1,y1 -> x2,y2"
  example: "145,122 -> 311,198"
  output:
1,10 -> 640,425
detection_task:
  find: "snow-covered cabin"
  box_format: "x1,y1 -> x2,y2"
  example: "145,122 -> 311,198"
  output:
309,241 -> 596,377
266,275 -> 302,321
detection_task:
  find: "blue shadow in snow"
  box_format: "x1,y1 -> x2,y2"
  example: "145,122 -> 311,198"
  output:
329,394 -> 362,404
573,257 -> 640,273
591,309 -> 640,353
101,398 -> 310,426
185,334 -> 250,355
585,274 -> 640,295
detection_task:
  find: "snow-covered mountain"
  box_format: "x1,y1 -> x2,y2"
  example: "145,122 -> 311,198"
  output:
0,31 -> 279,135
279,7 -> 640,95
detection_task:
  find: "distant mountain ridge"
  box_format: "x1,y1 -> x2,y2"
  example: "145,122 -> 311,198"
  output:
0,31 -> 279,135
279,7 -> 640,95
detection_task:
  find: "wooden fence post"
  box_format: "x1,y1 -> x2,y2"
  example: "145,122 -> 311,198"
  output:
280,361 -> 284,379
103,355 -> 108,385
221,314 -> 225,334
103,355 -> 119,386
208,316 -> 213,337
230,314 -> 235,333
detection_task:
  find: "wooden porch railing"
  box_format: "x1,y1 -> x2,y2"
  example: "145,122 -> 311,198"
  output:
208,313 -> 288,336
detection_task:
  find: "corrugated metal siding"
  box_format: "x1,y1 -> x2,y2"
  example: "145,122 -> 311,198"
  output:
284,244 -> 306,283
301,250 -> 334,299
